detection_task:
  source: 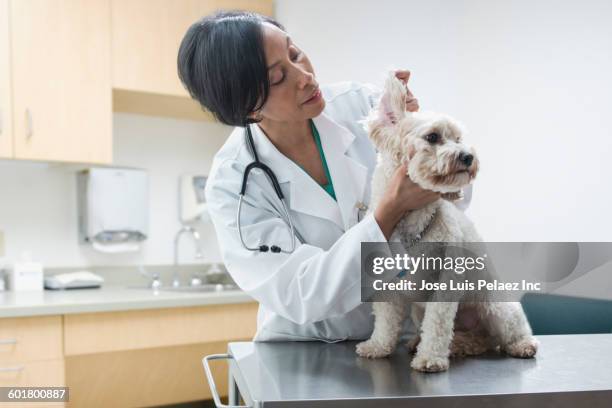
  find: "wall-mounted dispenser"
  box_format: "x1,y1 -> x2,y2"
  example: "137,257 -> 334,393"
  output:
179,173 -> 209,223
77,167 -> 149,253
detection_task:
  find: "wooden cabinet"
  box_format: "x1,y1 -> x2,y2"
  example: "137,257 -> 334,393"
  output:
0,315 -> 63,363
63,303 -> 258,407
0,0 -> 12,158
0,316 -> 65,407
111,0 -> 274,120
0,360 -> 66,408
0,302 -> 258,407
65,342 -> 231,407
111,0 -> 274,97
9,0 -> 112,164
0,359 -> 65,389
63,303 -> 258,355
2,0 -> 275,164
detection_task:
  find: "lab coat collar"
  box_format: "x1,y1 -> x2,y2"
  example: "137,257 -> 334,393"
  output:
250,112 -> 368,231
313,114 -> 368,231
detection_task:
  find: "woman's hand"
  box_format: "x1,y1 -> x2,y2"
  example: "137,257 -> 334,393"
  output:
374,163 -> 440,240
394,69 -> 419,112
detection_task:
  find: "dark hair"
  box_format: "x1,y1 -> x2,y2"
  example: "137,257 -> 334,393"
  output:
177,11 -> 285,127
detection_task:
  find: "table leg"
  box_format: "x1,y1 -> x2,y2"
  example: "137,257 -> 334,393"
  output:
228,365 -> 241,405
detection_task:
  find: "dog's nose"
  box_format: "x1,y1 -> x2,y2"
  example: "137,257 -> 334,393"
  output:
458,152 -> 473,167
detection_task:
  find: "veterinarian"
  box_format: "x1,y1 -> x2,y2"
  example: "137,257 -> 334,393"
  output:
177,11 -> 471,341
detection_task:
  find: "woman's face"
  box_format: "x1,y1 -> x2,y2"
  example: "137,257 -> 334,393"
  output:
255,23 -> 325,123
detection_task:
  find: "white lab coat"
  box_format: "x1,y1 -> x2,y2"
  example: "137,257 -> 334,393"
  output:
205,82 -> 472,342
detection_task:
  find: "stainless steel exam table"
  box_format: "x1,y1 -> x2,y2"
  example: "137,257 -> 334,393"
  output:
203,334 -> 612,407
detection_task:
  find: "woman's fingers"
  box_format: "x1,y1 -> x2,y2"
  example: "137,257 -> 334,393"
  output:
394,69 -> 419,112
412,189 -> 441,209
375,162 -> 441,237
394,69 -> 411,84
406,98 -> 419,113
395,164 -> 441,209
396,163 -> 411,180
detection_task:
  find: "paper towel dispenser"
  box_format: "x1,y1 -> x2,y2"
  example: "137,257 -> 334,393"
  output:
77,168 -> 149,252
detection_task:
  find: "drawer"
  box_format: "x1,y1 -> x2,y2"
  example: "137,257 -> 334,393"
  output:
65,342 -> 229,407
0,316 -> 63,363
64,302 -> 258,355
0,358 -> 65,407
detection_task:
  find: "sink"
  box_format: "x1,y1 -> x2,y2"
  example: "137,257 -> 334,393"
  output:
129,264 -> 239,292
127,283 -> 239,292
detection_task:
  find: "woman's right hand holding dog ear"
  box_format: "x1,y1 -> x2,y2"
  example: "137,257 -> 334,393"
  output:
374,163 -> 440,240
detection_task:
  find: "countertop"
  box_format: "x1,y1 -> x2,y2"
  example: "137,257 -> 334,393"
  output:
224,334 -> 612,407
0,285 -> 254,318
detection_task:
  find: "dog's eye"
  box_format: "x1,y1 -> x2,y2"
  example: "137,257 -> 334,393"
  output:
425,133 -> 440,144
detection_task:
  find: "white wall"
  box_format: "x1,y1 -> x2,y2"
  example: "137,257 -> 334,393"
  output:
2,0 -> 611,269
276,0 -> 612,241
0,113 -> 229,267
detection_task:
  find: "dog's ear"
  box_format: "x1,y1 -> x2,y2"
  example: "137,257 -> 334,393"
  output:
363,73 -> 409,150
379,72 -> 408,125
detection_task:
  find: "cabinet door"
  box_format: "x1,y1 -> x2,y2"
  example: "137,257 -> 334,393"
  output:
111,0 -> 274,97
10,0 -> 112,164
0,0 -> 12,158
0,315 -> 63,363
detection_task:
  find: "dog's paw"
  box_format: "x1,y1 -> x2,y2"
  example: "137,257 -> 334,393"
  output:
450,331 -> 489,358
504,337 -> 538,358
410,353 -> 449,372
356,340 -> 394,359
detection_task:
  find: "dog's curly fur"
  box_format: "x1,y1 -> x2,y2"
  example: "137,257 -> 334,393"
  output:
355,72 -> 538,372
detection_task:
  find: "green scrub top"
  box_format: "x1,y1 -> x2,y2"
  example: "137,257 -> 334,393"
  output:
310,120 -> 337,201
290,120 -> 337,201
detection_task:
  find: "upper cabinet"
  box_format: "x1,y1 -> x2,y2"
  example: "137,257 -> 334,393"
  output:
1,0 -> 273,165
0,0 -> 12,158
112,0 -> 274,96
10,0 -> 113,164
111,0 -> 273,120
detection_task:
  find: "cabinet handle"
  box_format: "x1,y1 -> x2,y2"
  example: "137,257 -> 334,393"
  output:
25,108 -> 33,139
0,366 -> 24,372
0,107 -> 3,135
0,338 -> 18,345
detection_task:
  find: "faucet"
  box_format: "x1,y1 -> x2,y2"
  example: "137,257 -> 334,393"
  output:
172,225 -> 203,287
138,265 -> 162,290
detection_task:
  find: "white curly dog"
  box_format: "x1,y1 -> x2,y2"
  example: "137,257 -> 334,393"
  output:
355,72 -> 538,372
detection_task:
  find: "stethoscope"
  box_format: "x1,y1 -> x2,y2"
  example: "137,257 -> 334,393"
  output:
237,124 -> 297,253
237,123 -> 371,254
